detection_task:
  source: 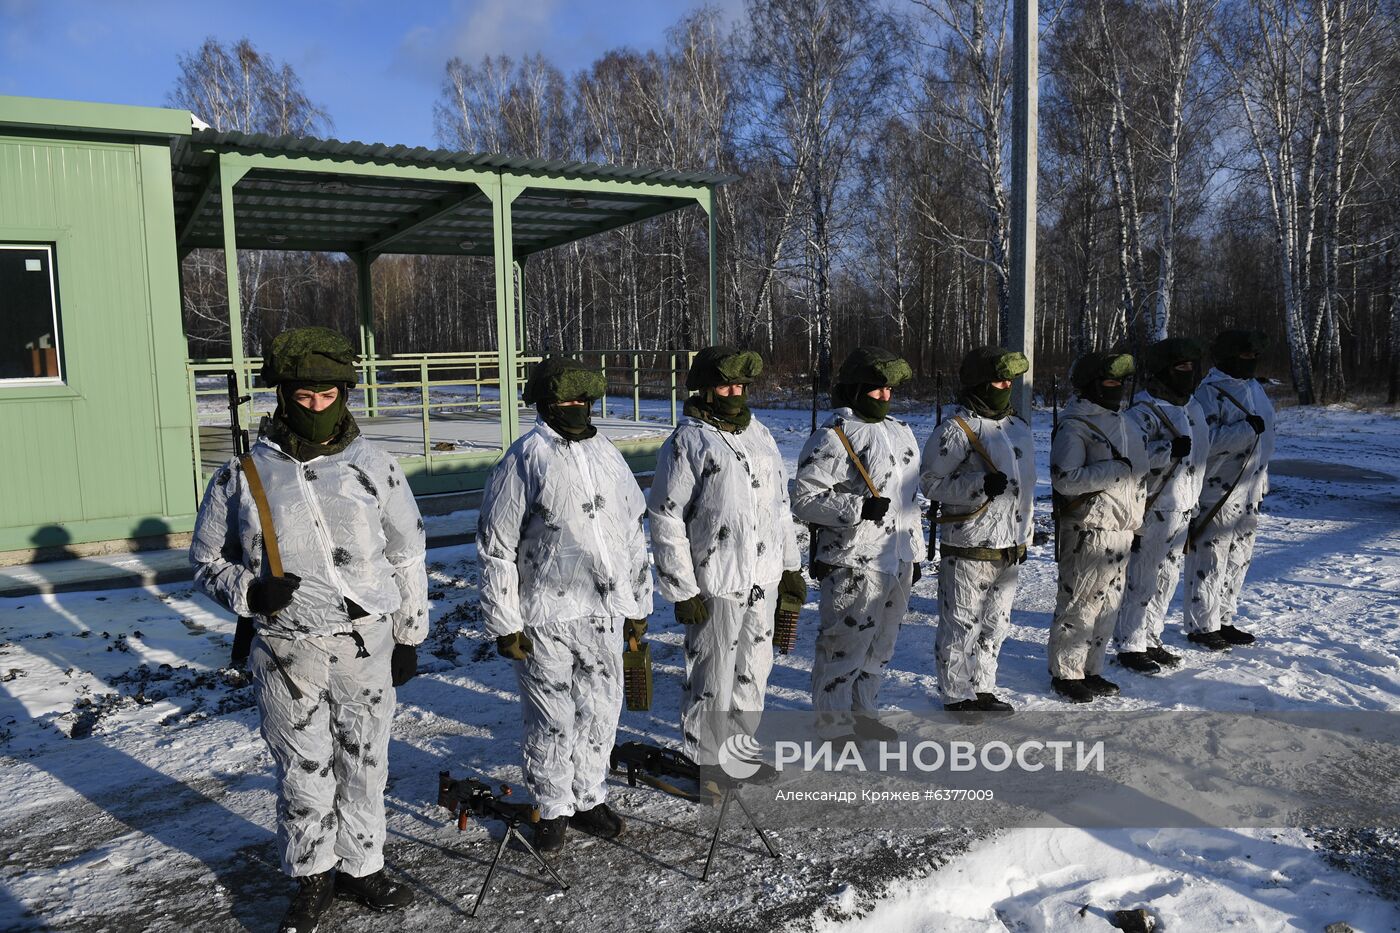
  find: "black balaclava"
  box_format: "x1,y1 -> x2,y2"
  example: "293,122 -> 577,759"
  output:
1214,329 -> 1268,380
1143,337 -> 1202,405
1071,352 -> 1135,413
543,402 -> 595,440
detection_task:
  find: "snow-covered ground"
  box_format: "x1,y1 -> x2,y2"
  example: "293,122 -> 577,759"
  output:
1,401 -> 1398,931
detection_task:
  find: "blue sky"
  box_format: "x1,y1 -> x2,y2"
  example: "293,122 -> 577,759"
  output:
0,0 -> 742,148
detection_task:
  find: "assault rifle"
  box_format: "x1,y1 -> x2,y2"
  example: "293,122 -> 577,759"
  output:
437,771 -> 568,916
228,372 -> 256,669
927,370 -> 944,558
610,741 -> 780,882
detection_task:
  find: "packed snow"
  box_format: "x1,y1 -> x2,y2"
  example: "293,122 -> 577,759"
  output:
1,400 -> 1398,931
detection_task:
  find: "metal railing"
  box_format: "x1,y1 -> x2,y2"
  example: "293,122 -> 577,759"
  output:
185,348 -> 698,490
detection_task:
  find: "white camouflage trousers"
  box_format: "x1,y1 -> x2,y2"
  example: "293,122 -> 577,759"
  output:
1049,528 -> 1134,679
1184,502 -> 1260,634
515,615 -> 623,820
811,563 -> 913,732
935,555 -> 1020,703
252,618 -> 394,878
1115,510 -> 1191,652
681,581 -> 778,766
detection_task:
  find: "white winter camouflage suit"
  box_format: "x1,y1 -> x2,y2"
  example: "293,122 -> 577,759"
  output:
190,435 -> 428,878
648,415 -> 801,765
793,409 -> 926,730
920,407 -> 1035,703
477,419 -> 652,819
1184,370 -> 1275,633
1114,391 -> 1210,652
1049,398 -> 1148,679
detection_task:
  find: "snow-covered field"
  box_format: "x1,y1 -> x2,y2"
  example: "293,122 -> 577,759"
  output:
1,402 -> 1398,931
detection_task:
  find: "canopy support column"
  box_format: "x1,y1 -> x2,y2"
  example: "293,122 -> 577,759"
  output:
514,258 -> 528,357
488,179 -> 525,448
353,252 -> 379,417
702,188 -> 719,345
218,154 -> 251,423
1009,0 -> 1039,416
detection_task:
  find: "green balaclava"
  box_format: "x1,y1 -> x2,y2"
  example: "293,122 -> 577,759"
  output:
1213,329 -> 1268,381
261,327 -> 361,459
684,346 -> 763,432
523,357 -> 607,441
1071,351 -> 1135,412
1143,337 -> 1202,404
833,347 -> 913,423
959,346 -> 1029,419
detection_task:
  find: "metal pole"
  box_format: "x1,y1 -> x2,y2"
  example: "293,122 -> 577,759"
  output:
217,155 -> 251,425
705,189 -> 719,346
1009,0 -> 1039,417
490,180 -> 523,448
355,252 -> 379,418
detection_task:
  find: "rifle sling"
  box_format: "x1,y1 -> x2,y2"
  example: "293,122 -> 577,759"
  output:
937,416 -> 1000,524
237,453 -> 303,701
833,425 -> 880,497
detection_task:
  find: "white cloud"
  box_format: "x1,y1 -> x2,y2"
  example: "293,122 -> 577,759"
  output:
391,0 -> 561,82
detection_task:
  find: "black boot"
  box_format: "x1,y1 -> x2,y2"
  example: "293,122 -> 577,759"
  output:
569,803 -> 625,839
1117,651 -> 1161,675
533,815 -> 568,852
280,871 -> 334,933
976,692 -> 1015,712
1051,678 -> 1094,703
1147,645 -> 1182,668
854,716 -> 900,742
1084,674 -> 1120,696
1187,630 -> 1231,651
944,699 -> 981,712
335,869 -> 413,912
1219,624 -> 1256,645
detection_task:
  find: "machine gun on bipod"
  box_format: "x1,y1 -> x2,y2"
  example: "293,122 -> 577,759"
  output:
437,771 -> 568,916
609,741 -> 780,882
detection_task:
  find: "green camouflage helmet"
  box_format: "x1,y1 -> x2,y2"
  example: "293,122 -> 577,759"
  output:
685,346 -> 763,391
1213,329 -> 1269,360
1143,337 -> 1202,375
834,346 -> 913,390
259,327 -> 358,387
1070,351 -> 1135,390
522,357 -> 607,405
959,346 -> 1029,386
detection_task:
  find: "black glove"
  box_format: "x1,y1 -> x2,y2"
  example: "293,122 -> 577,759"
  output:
912,563 -> 922,584
622,617 -> 648,643
982,471 -> 1009,498
778,570 -> 807,604
861,497 -> 891,522
247,573 -> 300,616
1246,414 -> 1266,434
496,632 -> 534,661
390,643 -> 418,686
675,595 -> 709,626
1170,436 -> 1192,459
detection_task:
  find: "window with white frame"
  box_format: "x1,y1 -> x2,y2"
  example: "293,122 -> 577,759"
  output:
0,244 -> 64,384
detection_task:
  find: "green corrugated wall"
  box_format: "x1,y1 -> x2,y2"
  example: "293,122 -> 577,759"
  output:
0,133 -> 193,552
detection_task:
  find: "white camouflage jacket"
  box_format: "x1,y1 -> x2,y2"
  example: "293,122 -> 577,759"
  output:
1051,397 -> 1150,533
476,419 -> 653,636
190,436 -> 429,644
920,406 -> 1036,550
792,408 -> 927,574
1193,369 -> 1276,511
1124,390 -> 1210,514
648,415 -> 801,602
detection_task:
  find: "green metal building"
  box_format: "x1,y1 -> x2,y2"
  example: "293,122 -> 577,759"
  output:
0,94 -> 727,558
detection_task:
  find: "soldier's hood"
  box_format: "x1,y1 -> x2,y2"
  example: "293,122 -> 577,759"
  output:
1200,366 -> 1253,389
1062,395 -> 1123,424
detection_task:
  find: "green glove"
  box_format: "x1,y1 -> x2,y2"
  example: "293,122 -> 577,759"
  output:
496,631 -> 534,661
623,617 -> 648,643
778,570 -> 807,604
675,595 -> 709,626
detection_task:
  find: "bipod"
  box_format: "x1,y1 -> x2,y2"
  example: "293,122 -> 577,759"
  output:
702,783 -> 780,882
471,813 -> 568,918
